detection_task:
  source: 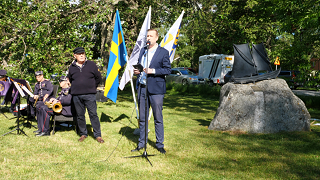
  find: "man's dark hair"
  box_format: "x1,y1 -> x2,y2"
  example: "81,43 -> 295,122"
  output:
148,29 -> 159,37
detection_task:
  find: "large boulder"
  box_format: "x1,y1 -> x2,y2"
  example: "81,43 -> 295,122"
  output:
208,78 -> 310,133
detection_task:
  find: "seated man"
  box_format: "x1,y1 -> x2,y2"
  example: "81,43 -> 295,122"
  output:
35,76 -> 72,136
0,69 -> 16,112
29,71 -> 53,119
0,69 -> 9,81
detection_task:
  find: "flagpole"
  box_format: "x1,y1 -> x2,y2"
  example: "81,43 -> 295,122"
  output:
128,68 -> 140,123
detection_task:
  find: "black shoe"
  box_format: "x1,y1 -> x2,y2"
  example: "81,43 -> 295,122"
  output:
131,146 -> 143,152
12,111 -> 18,117
33,130 -> 41,133
157,148 -> 166,154
35,132 -> 50,137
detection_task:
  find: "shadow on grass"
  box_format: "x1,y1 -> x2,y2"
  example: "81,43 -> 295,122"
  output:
86,124 -> 94,138
118,84 -> 220,115
52,121 -> 77,134
194,118 -> 212,127
163,95 -> 219,114
4,118 -> 28,131
100,112 -> 129,123
118,126 -> 157,149
185,128 -> 320,179
100,112 -> 111,122
113,114 -> 129,122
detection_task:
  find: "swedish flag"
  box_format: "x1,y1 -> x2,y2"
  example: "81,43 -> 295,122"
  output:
104,10 -> 127,103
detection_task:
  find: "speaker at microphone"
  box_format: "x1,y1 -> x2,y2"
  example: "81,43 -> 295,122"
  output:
146,41 -> 151,47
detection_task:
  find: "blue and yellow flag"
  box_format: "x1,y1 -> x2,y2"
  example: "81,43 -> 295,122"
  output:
160,10 -> 184,63
104,10 -> 127,103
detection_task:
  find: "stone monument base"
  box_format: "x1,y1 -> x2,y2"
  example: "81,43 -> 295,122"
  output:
208,79 -> 310,133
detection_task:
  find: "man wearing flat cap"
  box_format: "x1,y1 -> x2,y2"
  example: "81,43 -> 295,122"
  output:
0,70 -> 10,98
67,47 -> 104,143
29,71 -> 54,132
35,76 -> 72,136
0,69 -> 18,113
0,69 -> 8,81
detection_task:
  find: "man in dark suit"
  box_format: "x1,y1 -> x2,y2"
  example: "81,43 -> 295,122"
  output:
29,71 -> 54,122
132,29 -> 171,154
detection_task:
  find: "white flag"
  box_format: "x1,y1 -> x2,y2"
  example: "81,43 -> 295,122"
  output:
160,10 -> 184,63
119,7 -> 151,90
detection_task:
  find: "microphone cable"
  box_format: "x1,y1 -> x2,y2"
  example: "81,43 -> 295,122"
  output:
98,105 -> 137,162
51,104 -> 137,166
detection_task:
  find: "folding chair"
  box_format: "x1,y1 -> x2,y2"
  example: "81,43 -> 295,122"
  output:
50,85 -> 78,135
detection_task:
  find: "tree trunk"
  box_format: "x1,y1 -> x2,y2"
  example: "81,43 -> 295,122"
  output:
100,10 -> 116,72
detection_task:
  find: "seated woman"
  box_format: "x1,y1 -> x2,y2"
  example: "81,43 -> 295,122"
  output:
35,76 -> 72,136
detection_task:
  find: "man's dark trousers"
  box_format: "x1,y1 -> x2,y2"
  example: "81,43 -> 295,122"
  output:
73,94 -> 101,138
38,105 -> 53,133
138,86 -> 164,149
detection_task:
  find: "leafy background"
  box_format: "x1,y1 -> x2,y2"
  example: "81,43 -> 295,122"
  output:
0,0 -> 319,85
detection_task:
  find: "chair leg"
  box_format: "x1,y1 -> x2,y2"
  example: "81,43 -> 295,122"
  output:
52,119 -> 56,135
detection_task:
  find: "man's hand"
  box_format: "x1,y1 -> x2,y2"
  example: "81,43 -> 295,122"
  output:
144,68 -> 155,74
34,95 -> 39,100
43,94 -> 49,102
52,99 -> 59,104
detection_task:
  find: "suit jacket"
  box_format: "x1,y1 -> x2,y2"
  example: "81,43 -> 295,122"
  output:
56,87 -> 73,116
136,46 -> 171,94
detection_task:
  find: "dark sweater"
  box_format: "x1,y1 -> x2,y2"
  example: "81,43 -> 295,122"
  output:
67,60 -> 102,95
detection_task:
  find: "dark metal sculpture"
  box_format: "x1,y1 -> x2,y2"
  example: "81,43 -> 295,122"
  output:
231,43 -> 258,79
230,43 -> 280,84
252,43 -> 273,72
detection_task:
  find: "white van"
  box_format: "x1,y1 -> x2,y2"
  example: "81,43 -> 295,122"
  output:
198,54 -> 234,85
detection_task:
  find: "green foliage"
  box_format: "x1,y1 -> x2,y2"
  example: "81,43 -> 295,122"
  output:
296,95 -> 320,109
0,0 -> 109,81
0,0 -> 319,87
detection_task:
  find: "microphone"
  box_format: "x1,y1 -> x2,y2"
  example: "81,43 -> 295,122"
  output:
146,41 -> 151,47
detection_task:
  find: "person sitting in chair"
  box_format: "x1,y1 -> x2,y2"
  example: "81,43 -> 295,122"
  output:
0,70 -> 9,81
35,76 -> 72,136
29,71 -> 54,130
0,69 -> 17,113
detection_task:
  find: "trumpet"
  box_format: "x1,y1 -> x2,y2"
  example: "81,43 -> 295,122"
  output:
33,96 -> 39,107
45,101 -> 63,113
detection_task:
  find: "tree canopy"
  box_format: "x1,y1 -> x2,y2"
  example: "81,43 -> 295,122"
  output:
1,0 -> 319,84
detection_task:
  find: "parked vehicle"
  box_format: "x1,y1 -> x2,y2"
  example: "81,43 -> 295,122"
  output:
224,71 -> 232,84
176,67 -> 198,74
277,70 -> 302,89
198,54 -> 234,85
166,68 -> 204,85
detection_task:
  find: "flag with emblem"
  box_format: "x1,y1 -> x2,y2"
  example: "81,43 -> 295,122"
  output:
119,6 -> 151,90
104,10 -> 128,103
160,10 -> 184,63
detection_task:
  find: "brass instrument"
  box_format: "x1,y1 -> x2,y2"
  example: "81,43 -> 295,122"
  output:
45,101 -> 63,113
33,96 -> 39,107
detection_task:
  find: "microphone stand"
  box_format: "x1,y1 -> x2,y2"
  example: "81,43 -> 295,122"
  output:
2,93 -> 28,136
126,42 -> 155,166
23,94 -> 37,129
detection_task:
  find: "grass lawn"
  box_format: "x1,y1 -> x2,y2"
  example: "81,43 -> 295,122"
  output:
0,84 -> 320,179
